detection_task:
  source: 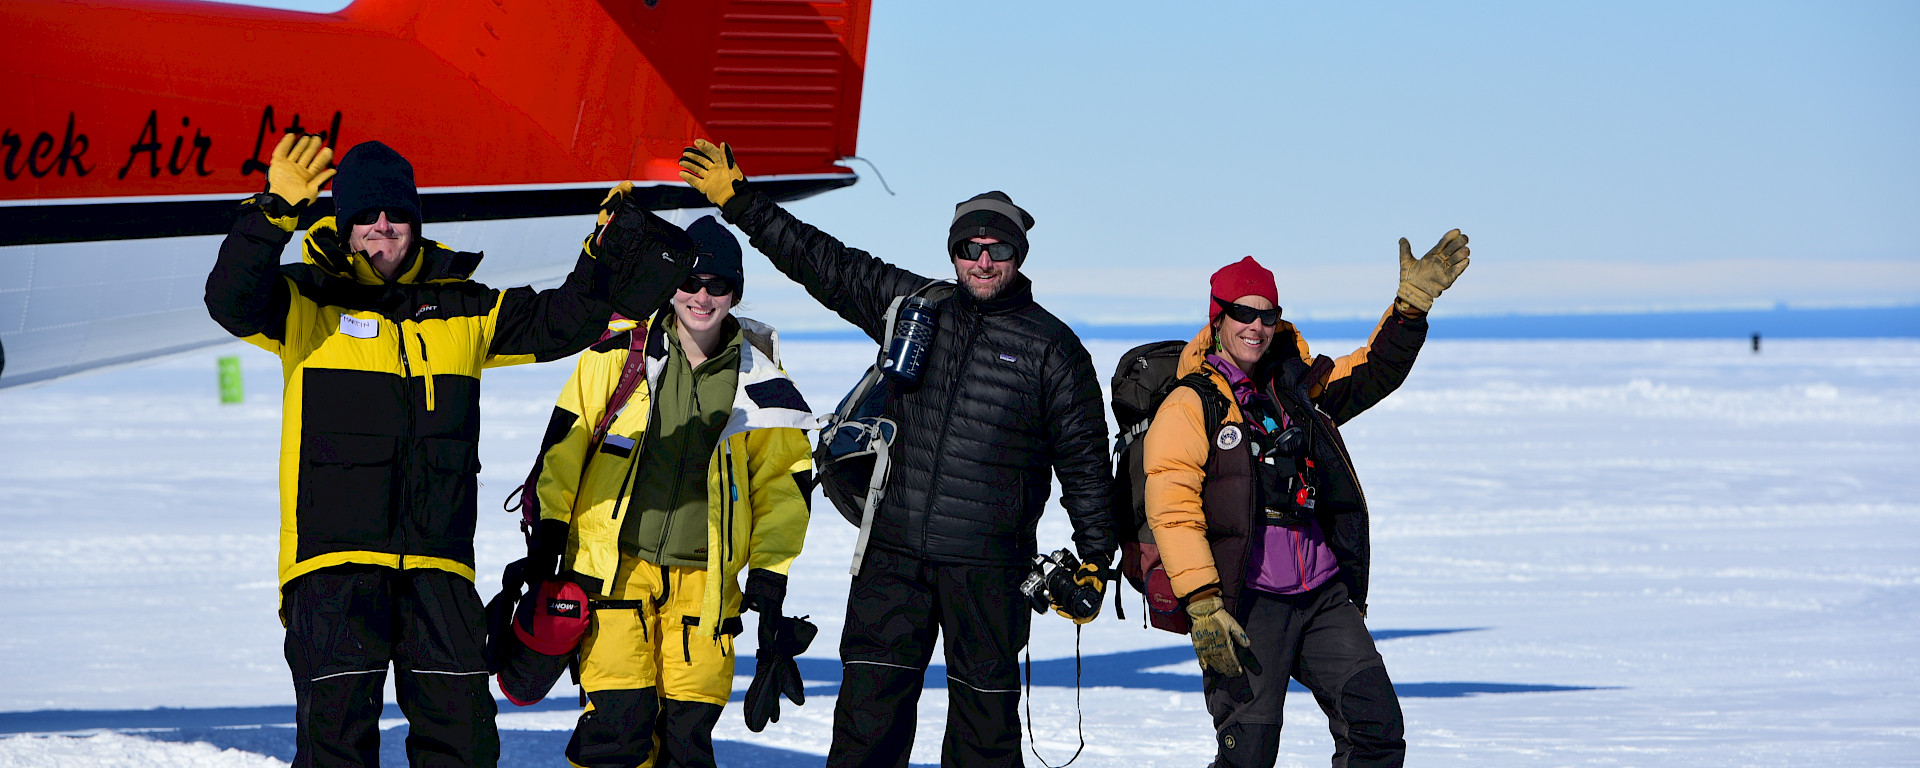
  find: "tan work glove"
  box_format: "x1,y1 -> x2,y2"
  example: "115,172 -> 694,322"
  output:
267,133 -> 335,211
678,139 -> 746,208
1395,228 -> 1471,315
597,181 -> 634,228
1186,593 -> 1252,676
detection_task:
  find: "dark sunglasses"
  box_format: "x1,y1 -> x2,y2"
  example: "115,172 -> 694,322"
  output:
955,241 -> 1019,262
349,207 -> 415,226
679,274 -> 736,297
1215,297 -> 1281,326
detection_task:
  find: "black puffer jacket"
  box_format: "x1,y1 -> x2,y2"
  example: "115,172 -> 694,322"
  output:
723,190 -> 1115,566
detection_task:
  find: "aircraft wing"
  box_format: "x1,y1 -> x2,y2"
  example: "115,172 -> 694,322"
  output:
0,0 -> 873,386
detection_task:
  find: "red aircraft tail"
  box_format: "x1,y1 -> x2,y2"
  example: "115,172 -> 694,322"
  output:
0,0 -> 872,244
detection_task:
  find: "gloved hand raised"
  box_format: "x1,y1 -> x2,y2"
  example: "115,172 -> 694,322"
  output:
1186,592 -> 1252,676
1395,229 -> 1471,315
678,139 -> 747,208
597,181 -> 634,229
267,133 -> 335,211
592,191 -> 697,319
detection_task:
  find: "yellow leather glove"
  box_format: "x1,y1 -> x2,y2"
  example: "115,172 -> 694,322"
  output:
1395,228 -> 1471,314
597,181 -> 634,228
1186,594 -> 1251,676
267,133 -> 335,211
1053,561 -> 1109,625
678,139 -> 746,208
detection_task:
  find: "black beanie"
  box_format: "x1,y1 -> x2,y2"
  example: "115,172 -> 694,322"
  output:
332,141 -> 422,230
685,216 -> 744,291
947,191 -> 1036,265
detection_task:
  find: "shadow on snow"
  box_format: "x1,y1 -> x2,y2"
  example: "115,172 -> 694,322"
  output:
0,628 -> 1606,765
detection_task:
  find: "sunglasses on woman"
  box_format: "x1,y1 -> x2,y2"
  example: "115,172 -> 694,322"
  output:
1215,297 -> 1281,326
680,274 -> 736,297
955,241 -> 1019,262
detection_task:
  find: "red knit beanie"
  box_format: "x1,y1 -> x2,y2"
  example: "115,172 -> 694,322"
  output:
1209,256 -> 1278,324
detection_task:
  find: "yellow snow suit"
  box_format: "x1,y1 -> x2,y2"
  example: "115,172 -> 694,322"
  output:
532,313 -> 814,767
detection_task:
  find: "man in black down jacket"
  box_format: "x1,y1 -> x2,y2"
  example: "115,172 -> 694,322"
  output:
682,140 -> 1114,767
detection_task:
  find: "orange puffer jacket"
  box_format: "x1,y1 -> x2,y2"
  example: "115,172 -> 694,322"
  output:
1142,306 -> 1427,616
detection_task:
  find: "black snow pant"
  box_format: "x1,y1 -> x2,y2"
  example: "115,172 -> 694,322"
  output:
826,548 -> 1031,768
284,565 -> 500,768
1204,580 -> 1405,768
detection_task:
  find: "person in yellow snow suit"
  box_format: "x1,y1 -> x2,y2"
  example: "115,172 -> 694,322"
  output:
204,135 -> 693,768
526,215 -> 816,768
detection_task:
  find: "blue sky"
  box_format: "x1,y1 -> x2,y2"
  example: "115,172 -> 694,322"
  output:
230,0 -> 1918,329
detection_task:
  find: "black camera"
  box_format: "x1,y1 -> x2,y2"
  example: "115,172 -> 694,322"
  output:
1258,426 -> 1317,528
1019,549 -> 1101,620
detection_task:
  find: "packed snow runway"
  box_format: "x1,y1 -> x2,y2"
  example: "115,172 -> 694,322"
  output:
2,337 -> 1916,767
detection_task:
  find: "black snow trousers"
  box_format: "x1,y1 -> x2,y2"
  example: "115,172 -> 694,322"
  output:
1204,580 -> 1405,768
284,565 -> 500,768
826,548 -> 1032,768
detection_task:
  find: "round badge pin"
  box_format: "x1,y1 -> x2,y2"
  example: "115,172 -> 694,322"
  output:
1216,425 -> 1243,450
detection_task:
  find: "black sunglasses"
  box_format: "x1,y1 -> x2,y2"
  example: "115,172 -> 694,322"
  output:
680,274 -> 736,297
349,207 -> 415,226
1215,297 -> 1281,326
955,241 -> 1019,262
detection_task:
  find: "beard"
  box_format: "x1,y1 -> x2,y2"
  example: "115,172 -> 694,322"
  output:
956,264 -> 1017,301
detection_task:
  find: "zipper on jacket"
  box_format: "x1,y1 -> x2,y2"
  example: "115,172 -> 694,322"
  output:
723,441 -> 738,570
393,316 -> 416,558
921,308 -> 983,555
416,332 -> 435,412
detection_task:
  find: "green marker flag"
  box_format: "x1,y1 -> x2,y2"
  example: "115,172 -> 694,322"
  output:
218,355 -> 244,404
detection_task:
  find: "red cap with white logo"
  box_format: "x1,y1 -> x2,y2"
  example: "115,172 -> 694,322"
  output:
513,579 -> 591,656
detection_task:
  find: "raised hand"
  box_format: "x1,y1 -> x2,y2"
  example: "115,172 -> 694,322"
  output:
1395,229 -> 1471,314
678,139 -> 746,207
267,133 -> 335,210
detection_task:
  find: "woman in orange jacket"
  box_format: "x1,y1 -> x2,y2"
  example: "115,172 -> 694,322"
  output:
1142,237 -> 1468,768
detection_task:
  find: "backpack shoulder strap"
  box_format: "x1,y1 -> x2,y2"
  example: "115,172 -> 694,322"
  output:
1176,370 -> 1233,434
591,324 -> 652,443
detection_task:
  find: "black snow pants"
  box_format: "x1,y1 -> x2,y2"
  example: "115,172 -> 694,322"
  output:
1204,580 -> 1405,768
826,548 -> 1032,768
284,565 -> 499,768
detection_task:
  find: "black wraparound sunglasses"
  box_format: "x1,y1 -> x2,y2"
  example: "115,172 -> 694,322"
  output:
349,207 -> 415,226
680,274 -> 736,297
955,241 -> 1019,262
1215,297 -> 1281,326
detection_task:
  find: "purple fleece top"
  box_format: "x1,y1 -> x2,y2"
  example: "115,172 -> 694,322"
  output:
1207,354 -> 1340,596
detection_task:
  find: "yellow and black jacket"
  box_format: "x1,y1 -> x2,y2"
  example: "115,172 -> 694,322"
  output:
205,208 -> 623,589
533,313 -> 814,636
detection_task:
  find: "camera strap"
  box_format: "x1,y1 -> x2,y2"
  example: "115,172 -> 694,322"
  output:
1023,624 -> 1085,768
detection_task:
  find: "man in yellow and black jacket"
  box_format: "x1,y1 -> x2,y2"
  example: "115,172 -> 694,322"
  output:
203,134 -> 694,768
522,218 -> 815,767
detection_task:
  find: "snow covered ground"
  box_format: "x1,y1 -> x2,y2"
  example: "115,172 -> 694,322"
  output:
2,336 -> 1916,767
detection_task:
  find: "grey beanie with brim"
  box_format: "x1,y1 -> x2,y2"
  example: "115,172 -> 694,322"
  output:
948,191 -> 1036,264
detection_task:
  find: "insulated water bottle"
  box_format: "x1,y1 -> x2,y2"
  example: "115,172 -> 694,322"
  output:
881,297 -> 936,384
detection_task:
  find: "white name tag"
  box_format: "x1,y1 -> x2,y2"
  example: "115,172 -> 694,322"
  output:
339,314 -> 379,339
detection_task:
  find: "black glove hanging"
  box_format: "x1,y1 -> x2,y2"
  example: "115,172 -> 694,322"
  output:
483,559 -> 527,675
741,569 -> 815,732
744,614 -> 817,732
